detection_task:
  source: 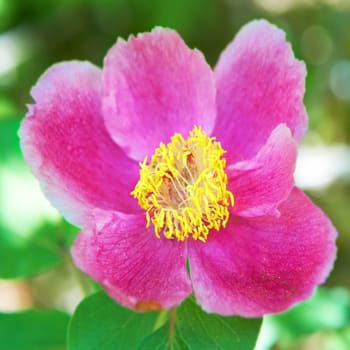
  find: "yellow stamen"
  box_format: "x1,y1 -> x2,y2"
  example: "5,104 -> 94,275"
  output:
131,126 -> 234,242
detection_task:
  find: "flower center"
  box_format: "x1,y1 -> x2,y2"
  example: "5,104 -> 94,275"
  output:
131,126 -> 234,242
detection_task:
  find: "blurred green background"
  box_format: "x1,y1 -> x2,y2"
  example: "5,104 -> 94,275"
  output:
1,0 -> 350,349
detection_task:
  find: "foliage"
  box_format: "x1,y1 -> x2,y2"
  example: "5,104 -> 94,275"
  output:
1,0 -> 350,349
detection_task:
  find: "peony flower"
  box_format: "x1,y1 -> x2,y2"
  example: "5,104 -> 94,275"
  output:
20,20 -> 337,317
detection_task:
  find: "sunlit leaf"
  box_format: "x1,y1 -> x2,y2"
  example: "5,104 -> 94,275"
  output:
138,323 -> 188,350
177,298 -> 262,350
0,309 -> 70,350
68,291 -> 159,350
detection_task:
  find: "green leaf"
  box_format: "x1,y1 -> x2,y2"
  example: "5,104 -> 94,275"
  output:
0,221 -> 63,279
138,323 -> 189,350
61,220 -> 80,247
0,309 -> 70,350
177,298 -> 262,350
270,287 -> 350,339
0,118 -> 65,278
0,119 -> 22,161
68,291 -> 159,350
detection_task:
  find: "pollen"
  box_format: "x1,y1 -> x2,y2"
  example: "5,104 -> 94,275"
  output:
131,126 -> 234,242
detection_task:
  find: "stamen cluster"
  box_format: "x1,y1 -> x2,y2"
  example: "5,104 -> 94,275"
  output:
131,126 -> 234,242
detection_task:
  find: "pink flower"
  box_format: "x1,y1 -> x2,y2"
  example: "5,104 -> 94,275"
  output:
20,20 -> 336,317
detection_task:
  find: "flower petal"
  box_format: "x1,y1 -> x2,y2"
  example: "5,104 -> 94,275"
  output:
19,61 -> 140,227
214,20 -> 307,162
72,209 -> 192,310
228,124 -> 297,218
188,188 -> 337,317
102,27 -> 216,161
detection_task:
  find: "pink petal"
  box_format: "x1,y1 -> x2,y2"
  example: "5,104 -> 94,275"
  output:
214,20 -> 307,162
228,124 -> 297,218
72,210 -> 192,310
19,61 -> 140,227
102,27 -> 216,161
189,188 -> 337,317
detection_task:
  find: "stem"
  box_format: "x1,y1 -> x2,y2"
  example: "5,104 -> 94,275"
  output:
169,308 -> 176,345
